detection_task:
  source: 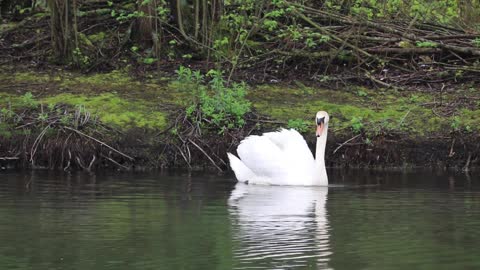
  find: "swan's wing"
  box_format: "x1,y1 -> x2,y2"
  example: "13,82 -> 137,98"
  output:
263,129 -> 315,176
263,129 -> 315,162
227,153 -> 255,183
236,129 -> 315,184
236,135 -> 289,180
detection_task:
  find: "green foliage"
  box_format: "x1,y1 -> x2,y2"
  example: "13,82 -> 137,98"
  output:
357,90 -> 368,97
20,92 -> 38,109
60,114 -> 72,125
176,65 -> 203,83
416,41 -> 438,48
73,47 -> 90,67
37,113 -> 49,122
143,58 -> 156,64
324,0 -> 459,23
263,19 -> 279,32
451,116 -> 461,132
350,116 -> 364,134
287,119 -> 310,133
409,94 -> 420,103
472,38 -> 480,48
0,108 -> 15,121
114,10 -> 145,21
175,66 -> 251,132
88,32 -> 106,43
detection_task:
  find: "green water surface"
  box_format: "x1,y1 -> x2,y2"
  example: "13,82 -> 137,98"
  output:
0,170 -> 479,270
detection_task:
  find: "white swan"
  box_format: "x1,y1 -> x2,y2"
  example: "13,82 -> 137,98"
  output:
227,111 -> 329,186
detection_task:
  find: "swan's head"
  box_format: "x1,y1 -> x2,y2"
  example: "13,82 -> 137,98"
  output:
315,111 -> 329,137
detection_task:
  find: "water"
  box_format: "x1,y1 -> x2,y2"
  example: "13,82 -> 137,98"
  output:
0,170 -> 479,270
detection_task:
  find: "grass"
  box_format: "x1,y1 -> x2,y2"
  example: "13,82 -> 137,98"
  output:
250,85 -> 479,136
2,68 -> 480,137
42,93 -> 167,130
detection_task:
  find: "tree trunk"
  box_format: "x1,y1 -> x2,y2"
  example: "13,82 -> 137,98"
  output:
47,0 -> 75,63
134,0 -> 154,45
134,0 -> 163,56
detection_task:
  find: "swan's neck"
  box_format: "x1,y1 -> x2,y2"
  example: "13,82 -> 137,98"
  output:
314,124 -> 328,185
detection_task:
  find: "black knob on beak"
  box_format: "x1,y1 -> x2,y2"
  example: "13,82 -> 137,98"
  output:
316,117 -> 325,126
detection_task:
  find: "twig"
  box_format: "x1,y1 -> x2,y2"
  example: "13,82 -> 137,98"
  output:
449,138 -> 456,157
64,126 -> 134,161
87,155 -> 96,171
30,123 -> 52,163
64,150 -> 72,171
462,153 -> 472,172
100,154 -> 130,170
188,138 -> 222,172
333,134 -> 361,154
398,109 -> 411,128
0,157 -> 19,160
173,144 -> 192,169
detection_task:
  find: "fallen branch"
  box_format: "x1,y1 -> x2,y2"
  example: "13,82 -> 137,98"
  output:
64,126 -> 134,161
462,153 -> 472,172
333,134 -> 361,154
188,138 -> 222,172
100,154 -> 131,170
0,157 -> 19,160
364,47 -> 442,55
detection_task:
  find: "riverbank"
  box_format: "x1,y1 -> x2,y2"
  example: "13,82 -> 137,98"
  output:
1,66 -> 479,171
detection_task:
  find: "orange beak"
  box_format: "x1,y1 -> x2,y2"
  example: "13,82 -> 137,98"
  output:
316,123 -> 324,137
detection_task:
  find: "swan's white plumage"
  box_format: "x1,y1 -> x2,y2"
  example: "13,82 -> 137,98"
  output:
228,128 -> 317,185
226,153 -> 254,183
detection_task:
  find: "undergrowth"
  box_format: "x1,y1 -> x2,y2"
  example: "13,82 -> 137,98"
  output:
174,66 -> 251,134
0,92 -> 133,171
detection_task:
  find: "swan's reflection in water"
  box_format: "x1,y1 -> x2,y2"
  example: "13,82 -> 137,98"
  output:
228,184 -> 332,269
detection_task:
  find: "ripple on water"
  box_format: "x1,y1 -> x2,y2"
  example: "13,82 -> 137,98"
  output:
1,171 -> 480,270
229,184 -> 331,269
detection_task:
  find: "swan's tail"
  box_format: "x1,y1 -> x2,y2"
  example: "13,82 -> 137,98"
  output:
227,153 -> 255,183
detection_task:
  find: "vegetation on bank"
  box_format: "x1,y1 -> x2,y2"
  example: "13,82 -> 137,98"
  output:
1,0 -> 480,170
1,67 -> 480,170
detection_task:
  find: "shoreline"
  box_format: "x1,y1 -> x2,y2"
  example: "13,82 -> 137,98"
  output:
1,68 -> 479,172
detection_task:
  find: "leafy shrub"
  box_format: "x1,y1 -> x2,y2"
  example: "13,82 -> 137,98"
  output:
287,119 -> 310,133
350,116 -> 364,134
176,66 -> 251,133
20,92 -> 38,109
416,41 -> 438,48
472,38 -> 480,48
324,0 -> 459,23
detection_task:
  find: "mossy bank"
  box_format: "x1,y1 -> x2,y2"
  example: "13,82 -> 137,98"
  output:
1,67 -> 479,171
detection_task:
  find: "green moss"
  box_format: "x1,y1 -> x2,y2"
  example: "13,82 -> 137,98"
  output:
0,22 -> 17,32
79,32 -> 94,47
42,93 -> 167,130
0,92 -> 40,110
61,70 -> 136,89
0,123 -> 13,139
88,32 -> 106,43
33,12 -> 47,18
8,70 -> 136,89
251,85 -> 450,136
122,3 -> 136,10
5,68 -> 480,138
459,109 -> 480,132
14,72 -> 51,83
0,93 -> 14,106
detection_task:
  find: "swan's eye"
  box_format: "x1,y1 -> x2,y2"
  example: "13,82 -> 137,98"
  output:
316,117 -> 325,125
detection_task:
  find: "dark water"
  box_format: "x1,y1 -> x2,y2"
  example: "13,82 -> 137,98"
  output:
0,170 -> 479,270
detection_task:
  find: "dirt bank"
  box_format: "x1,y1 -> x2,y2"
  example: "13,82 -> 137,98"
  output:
1,67 -> 479,171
